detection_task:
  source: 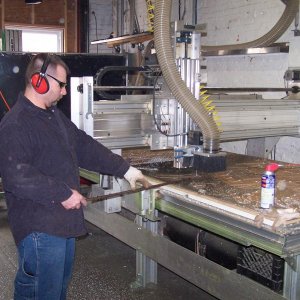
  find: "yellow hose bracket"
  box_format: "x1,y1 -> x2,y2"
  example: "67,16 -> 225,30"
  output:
199,87 -> 223,132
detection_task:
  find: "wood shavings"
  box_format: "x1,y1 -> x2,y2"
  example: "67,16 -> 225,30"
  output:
254,208 -> 300,230
277,180 -> 287,191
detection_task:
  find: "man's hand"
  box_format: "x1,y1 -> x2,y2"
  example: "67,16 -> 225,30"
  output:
61,189 -> 87,210
124,166 -> 150,190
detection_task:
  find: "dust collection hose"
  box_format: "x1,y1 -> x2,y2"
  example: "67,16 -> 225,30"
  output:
154,0 -> 220,153
153,0 -> 298,152
202,0 -> 299,52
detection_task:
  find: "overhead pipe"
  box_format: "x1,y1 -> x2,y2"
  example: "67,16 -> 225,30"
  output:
154,0 -> 220,153
202,0 -> 299,52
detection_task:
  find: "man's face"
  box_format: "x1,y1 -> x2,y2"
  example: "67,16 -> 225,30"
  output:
44,65 -> 67,108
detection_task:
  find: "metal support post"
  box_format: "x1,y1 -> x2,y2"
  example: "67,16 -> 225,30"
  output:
131,189 -> 158,288
284,255 -> 300,299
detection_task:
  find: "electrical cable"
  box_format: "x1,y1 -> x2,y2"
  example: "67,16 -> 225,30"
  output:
0,90 -> 10,111
181,0 -> 186,21
281,81 -> 289,98
152,74 -> 188,137
193,0 -> 197,25
92,11 -> 99,53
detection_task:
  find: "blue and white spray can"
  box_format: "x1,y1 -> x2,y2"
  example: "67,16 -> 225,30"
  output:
260,163 -> 279,209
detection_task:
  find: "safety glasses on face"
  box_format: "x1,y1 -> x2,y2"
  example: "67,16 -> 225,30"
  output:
46,73 -> 67,89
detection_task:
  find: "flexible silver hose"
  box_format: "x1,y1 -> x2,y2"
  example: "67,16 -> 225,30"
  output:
202,0 -> 299,51
154,0 -> 220,153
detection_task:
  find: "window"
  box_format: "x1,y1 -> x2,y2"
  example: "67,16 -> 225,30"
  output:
4,27 -> 64,52
22,29 -> 63,52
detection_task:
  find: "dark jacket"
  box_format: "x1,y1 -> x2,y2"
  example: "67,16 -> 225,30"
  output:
0,93 -> 130,245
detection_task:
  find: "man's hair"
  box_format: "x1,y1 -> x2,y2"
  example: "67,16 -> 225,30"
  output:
25,53 -> 70,86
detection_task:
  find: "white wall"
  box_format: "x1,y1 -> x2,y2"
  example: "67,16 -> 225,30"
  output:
199,0 -> 286,46
197,0 -> 300,163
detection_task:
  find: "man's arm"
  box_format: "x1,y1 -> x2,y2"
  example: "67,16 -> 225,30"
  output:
63,114 -> 150,189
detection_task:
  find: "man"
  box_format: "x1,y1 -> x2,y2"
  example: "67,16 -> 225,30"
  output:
0,53 -> 149,299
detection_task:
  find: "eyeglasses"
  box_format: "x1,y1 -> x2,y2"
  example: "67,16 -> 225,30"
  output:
46,73 -> 67,89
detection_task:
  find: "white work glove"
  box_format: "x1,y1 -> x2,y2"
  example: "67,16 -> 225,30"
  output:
124,166 -> 150,190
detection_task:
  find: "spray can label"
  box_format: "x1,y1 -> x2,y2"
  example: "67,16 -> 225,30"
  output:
260,173 -> 275,208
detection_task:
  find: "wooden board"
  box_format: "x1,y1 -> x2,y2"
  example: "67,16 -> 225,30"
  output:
91,33 -> 154,48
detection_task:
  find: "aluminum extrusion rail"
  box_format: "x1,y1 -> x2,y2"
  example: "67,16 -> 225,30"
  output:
204,87 -> 299,93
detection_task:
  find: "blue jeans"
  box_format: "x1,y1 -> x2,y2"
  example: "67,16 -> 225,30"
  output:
14,233 -> 75,300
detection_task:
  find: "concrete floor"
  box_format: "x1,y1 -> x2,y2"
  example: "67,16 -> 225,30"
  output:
0,204 -> 217,300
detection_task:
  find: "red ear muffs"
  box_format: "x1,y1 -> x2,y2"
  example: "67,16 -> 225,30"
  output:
31,72 -> 49,94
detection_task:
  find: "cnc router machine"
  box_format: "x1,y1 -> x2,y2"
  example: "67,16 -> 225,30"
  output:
70,11 -> 300,300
